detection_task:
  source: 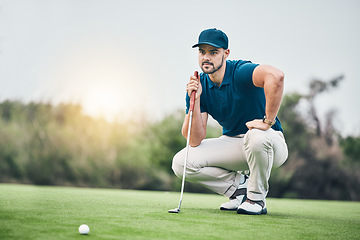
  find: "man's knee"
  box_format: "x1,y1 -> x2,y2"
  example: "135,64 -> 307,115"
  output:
244,129 -> 271,153
172,146 -> 203,179
171,150 -> 185,178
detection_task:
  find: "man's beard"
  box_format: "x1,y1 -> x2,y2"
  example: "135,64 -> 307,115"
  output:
201,56 -> 225,74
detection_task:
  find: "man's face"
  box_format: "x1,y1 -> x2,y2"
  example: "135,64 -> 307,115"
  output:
198,44 -> 229,74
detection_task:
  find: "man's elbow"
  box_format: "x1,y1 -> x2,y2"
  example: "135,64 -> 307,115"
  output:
181,128 -> 187,138
271,68 -> 284,83
189,134 -> 206,147
277,70 -> 284,83
190,140 -> 202,147
270,70 -> 284,89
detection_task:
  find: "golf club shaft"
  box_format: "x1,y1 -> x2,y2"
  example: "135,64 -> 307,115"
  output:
177,71 -> 199,210
177,109 -> 193,210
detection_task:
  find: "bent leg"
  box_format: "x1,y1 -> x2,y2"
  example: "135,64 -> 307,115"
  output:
244,129 -> 288,201
172,136 -> 248,197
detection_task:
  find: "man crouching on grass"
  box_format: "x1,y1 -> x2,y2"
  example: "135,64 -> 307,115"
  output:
172,28 -> 288,215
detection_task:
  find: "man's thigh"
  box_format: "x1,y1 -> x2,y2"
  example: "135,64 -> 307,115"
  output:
186,135 -> 248,171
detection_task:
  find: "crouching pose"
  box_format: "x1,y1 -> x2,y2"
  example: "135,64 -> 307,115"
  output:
172,28 -> 288,215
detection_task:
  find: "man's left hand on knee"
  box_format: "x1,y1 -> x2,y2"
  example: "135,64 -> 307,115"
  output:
246,119 -> 271,131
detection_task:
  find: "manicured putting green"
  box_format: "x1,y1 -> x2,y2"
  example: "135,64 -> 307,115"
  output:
0,184 -> 359,239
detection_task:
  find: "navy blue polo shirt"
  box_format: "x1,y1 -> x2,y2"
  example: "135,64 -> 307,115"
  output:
186,60 -> 283,136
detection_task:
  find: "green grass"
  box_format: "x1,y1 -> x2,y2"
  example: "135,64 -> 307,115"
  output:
0,184 -> 359,240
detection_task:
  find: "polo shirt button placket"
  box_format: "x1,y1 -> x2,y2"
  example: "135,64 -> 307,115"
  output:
218,87 -> 223,101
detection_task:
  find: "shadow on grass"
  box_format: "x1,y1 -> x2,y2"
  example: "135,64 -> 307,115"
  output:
183,206 -> 352,223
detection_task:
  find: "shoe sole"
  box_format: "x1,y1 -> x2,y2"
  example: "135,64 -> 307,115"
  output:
220,207 -> 238,211
237,208 -> 267,215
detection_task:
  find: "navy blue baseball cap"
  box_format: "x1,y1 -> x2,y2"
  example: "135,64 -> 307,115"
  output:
192,28 -> 228,49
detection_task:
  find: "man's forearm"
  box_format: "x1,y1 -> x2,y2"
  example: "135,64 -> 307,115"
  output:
264,71 -> 284,121
182,100 -> 206,147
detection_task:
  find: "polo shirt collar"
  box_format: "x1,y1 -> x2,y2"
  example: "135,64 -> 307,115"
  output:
207,60 -> 231,89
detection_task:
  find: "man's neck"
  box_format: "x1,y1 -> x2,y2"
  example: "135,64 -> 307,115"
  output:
209,61 -> 226,87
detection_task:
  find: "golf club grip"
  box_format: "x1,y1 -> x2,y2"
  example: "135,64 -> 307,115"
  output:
189,71 -> 199,111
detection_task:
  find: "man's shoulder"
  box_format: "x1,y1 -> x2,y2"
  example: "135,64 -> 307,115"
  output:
226,60 -> 259,87
228,59 -> 259,75
227,59 -> 255,68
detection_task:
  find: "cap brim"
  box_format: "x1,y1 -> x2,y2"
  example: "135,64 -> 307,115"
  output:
192,42 -> 222,48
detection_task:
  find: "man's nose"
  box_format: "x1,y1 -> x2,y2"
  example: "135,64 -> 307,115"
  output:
203,53 -> 210,61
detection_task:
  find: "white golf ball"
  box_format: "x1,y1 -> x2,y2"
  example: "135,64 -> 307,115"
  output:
78,224 -> 90,235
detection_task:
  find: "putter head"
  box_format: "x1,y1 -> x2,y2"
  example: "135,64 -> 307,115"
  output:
168,208 -> 181,213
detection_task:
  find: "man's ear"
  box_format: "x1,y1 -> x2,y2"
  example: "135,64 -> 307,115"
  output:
224,49 -> 230,58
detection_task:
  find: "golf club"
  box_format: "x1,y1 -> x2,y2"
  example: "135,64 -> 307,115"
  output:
168,71 -> 199,214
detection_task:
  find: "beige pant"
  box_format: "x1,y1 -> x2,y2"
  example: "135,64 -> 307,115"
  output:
172,128 -> 288,201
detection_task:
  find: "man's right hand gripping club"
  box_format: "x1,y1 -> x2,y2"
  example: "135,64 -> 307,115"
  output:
182,71 -> 208,147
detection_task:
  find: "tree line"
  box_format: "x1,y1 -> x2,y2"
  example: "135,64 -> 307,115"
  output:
0,76 -> 359,200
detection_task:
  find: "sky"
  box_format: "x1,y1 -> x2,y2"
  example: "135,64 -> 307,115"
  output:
0,0 -> 359,136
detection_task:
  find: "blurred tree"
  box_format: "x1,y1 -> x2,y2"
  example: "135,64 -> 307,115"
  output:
134,110 -> 186,174
0,100 -> 24,121
306,75 -> 343,136
341,136 -> 360,164
271,75 -> 360,200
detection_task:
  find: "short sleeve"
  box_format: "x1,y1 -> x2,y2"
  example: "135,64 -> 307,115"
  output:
234,62 -> 259,88
185,93 -> 190,113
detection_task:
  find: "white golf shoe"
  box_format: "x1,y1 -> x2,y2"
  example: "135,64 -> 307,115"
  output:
220,174 -> 248,211
237,198 -> 267,215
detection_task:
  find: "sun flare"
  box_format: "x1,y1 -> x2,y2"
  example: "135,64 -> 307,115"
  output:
82,83 -> 124,121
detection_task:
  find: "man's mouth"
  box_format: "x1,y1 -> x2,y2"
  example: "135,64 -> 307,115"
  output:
202,62 -> 213,66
